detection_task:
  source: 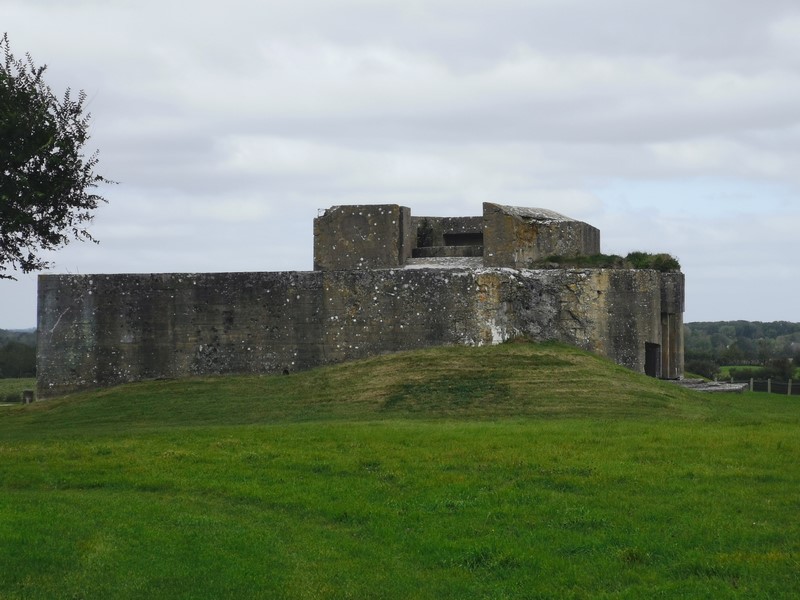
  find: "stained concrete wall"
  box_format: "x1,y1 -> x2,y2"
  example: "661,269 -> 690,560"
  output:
37,267 -> 678,398
483,203 -> 601,268
411,216 -> 484,247
660,273 -> 685,379
314,205 -> 413,271
315,203 -> 601,269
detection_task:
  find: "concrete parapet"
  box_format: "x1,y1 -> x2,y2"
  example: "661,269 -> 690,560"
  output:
411,216 -> 483,248
314,204 -> 412,270
412,246 -> 484,258
483,202 -> 600,268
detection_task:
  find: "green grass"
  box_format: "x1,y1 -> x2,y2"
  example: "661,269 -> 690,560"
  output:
719,366 -> 800,381
0,377 -> 35,403
1,342 -> 799,599
719,365 -> 765,380
537,252 -> 680,272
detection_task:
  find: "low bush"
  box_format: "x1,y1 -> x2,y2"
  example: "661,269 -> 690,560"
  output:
537,252 -> 681,272
625,251 -> 681,272
0,340 -> 35,378
685,356 -> 720,380
728,359 -> 795,381
0,378 -> 34,402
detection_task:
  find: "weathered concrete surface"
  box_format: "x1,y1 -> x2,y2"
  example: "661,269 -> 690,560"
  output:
671,379 -> 748,393
483,203 -> 601,268
315,204 -> 601,269
411,216 -> 483,249
38,204 -> 684,397
314,205 -> 413,271
412,245 -> 484,258
37,267 -> 678,398
659,273 -> 685,379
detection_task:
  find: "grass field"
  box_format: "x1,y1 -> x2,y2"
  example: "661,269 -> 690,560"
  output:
0,378 -> 35,403
1,342 -> 798,599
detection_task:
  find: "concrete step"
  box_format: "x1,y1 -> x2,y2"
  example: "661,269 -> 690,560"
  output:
404,257 -> 483,269
668,379 -> 749,393
412,245 -> 484,258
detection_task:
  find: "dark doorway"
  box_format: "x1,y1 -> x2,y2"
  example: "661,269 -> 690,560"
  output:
645,343 -> 662,378
443,232 -> 483,247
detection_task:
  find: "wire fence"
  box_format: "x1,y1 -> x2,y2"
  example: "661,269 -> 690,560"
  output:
727,378 -> 800,396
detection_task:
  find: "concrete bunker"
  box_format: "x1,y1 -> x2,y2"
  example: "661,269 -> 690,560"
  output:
313,202 -> 602,270
37,202 -> 684,398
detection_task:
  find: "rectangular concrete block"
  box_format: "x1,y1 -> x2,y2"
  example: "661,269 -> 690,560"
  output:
483,202 -> 600,267
314,205 -> 411,270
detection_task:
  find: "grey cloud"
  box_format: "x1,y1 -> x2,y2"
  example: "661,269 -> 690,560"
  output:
0,0 -> 797,328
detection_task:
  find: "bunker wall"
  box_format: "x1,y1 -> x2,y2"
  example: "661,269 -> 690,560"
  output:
483,202 -> 601,267
37,268 -> 675,398
313,205 -> 412,271
411,216 -> 484,247
660,273 -> 685,379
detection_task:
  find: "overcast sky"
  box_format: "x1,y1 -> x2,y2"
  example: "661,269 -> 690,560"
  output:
2,0 -> 798,329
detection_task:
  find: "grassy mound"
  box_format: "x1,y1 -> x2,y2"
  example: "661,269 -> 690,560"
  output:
6,341 -> 708,436
1,342 -> 798,599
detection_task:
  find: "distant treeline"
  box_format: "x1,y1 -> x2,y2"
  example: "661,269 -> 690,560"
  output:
0,329 -> 36,378
685,321 -> 800,380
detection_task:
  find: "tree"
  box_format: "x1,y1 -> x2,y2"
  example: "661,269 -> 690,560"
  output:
720,342 -> 744,366
0,340 -> 35,378
0,33 -> 111,279
793,349 -> 800,377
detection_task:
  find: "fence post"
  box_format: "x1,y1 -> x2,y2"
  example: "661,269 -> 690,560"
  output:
750,378 -> 754,392
768,378 -> 772,394
789,380 -> 793,396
